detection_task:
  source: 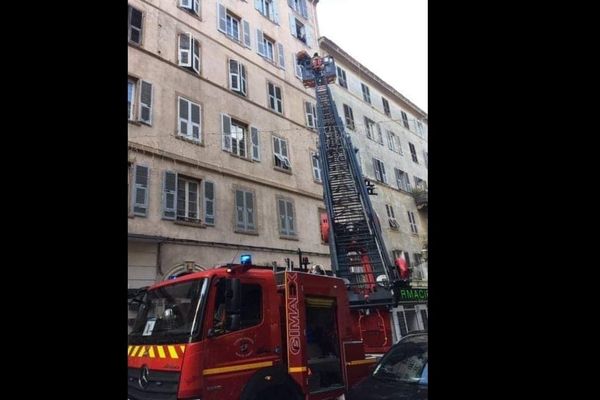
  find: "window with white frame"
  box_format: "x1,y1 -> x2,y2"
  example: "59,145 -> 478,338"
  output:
387,130 -> 401,154
385,204 -> 399,229
364,117 -> 377,140
290,16 -> 310,45
161,171 -> 211,225
128,6 -> 143,45
277,196 -> 296,237
229,59 -> 247,96
409,142 -> 419,163
268,82 -> 283,113
311,151 -> 321,182
128,77 -> 153,125
255,0 -> 278,23
218,4 -> 252,48
343,104 -> 355,130
178,97 -> 201,142
382,97 -> 391,117
372,158 -> 386,183
179,0 -> 200,16
294,52 -> 303,79
272,135 -> 291,170
177,176 -> 201,222
304,101 -> 317,128
395,168 -> 411,192
401,111 -> 410,129
361,83 -> 371,104
235,189 -> 256,232
336,66 -> 348,89
416,120 -> 424,136
221,114 -> 260,161
257,30 -> 278,63
178,33 -> 200,73
407,211 -> 418,234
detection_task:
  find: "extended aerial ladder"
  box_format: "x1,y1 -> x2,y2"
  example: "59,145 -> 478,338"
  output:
297,52 -> 406,309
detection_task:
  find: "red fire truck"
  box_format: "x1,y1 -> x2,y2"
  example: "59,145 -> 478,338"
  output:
128,262 -> 375,399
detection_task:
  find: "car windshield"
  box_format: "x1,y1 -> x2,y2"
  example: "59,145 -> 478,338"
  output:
129,278 -> 207,344
373,335 -> 428,384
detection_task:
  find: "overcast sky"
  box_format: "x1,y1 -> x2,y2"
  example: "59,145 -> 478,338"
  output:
316,0 -> 428,114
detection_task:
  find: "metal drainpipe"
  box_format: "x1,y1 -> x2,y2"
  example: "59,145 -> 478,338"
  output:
156,241 -> 163,278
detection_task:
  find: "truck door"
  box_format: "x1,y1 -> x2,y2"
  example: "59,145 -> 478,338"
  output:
202,278 -> 278,400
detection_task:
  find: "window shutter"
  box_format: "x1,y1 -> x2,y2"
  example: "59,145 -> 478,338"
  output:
305,25 -> 313,48
229,59 -> 239,90
277,43 -> 285,69
364,117 -> 371,138
217,3 -> 227,33
133,165 -> 149,216
254,0 -> 262,12
242,20 -> 251,47
139,80 -> 153,125
373,159 -> 381,181
273,0 -> 279,23
387,131 -> 393,150
191,103 -> 201,141
304,101 -> 313,127
178,33 -> 191,66
294,52 -> 302,78
280,138 -> 288,158
286,201 -> 295,234
178,97 -> 189,136
129,7 -> 143,44
256,29 -> 265,55
300,0 -> 308,18
240,64 -> 247,95
289,14 -> 297,38
162,171 -> 177,220
381,161 -> 387,183
192,38 -> 200,73
221,113 -> 232,151
278,199 -> 287,234
204,181 -> 215,225
288,0 -> 295,9
245,192 -> 255,229
376,123 -> 383,144
312,153 -> 321,182
251,126 -> 260,161
193,0 -> 200,14
235,190 -> 245,228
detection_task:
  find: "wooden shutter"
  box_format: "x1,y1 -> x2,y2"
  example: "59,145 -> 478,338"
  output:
178,33 -> 191,66
243,20 -> 251,48
221,113 -> 232,151
251,126 -> 260,161
162,171 -> 177,220
133,165 -> 149,216
217,3 -> 227,33
204,181 -> 215,225
139,80 -> 153,125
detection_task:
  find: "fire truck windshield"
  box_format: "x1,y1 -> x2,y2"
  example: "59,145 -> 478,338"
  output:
129,278 -> 208,344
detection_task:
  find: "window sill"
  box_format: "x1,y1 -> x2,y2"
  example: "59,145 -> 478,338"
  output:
274,166 -> 292,175
128,40 -> 143,48
128,120 -> 142,126
174,220 -> 206,228
176,134 -> 203,146
235,229 -> 259,236
280,235 -> 299,241
229,152 -> 255,163
313,179 -> 322,185
179,7 -> 202,21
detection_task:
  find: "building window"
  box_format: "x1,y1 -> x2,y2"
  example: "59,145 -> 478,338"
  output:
235,189 -> 256,232
179,0 -> 200,16
387,131 -> 401,154
218,4 -> 251,48
401,111 -> 410,129
229,59 -> 247,96
294,52 -> 303,79
128,6 -> 143,45
343,104 -> 355,130
178,97 -> 202,142
395,168 -> 411,192
364,117 -> 380,142
372,158 -> 386,183
361,83 -> 371,104
414,177 -> 427,190
277,197 -> 296,237
177,176 -> 201,222
257,30 -> 277,63
290,0 -> 309,18
226,11 -> 241,41
311,151 -> 322,182
407,211 -> 418,234
336,66 -> 348,89
409,142 -> 419,163
178,33 -> 200,73
305,101 -> 317,128
416,120 -> 424,136
256,0 -> 277,23
220,114 -> 259,161
268,82 -> 283,113
131,164 -> 149,216
272,136 -> 291,171
128,77 -> 153,125
290,16 -> 311,45
382,97 -> 391,117
385,204 -> 399,229
423,151 -> 428,168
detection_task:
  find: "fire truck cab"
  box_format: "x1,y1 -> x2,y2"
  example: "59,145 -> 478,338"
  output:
128,262 -> 374,400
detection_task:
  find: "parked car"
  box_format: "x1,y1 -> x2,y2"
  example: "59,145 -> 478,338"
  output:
347,332 -> 428,400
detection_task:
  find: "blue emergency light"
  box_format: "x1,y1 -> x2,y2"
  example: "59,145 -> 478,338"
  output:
240,254 -> 252,265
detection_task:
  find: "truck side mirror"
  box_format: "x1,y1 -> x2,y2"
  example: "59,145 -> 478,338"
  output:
225,278 -> 241,331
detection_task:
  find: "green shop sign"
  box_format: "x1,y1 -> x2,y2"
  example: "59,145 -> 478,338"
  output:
398,288 -> 428,302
